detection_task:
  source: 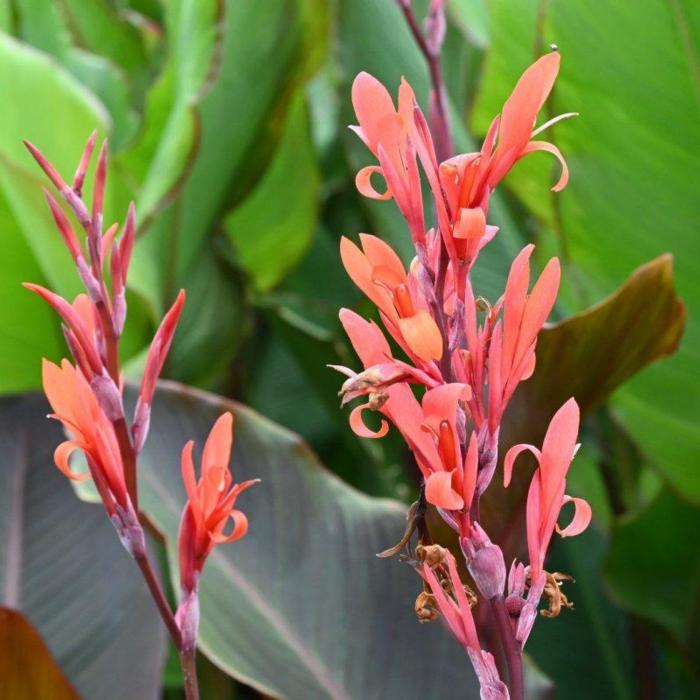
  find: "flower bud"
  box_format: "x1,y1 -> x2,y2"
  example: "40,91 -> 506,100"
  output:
90,372 -> 124,421
111,500 -> 146,558
132,398 -> 151,454
462,523 -> 506,600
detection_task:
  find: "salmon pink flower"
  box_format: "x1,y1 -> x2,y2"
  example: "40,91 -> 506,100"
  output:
41,358 -> 143,553
351,73 -> 426,246
337,31 -> 582,699
178,412 -> 258,594
487,244 -> 560,432
504,398 -> 592,581
340,234 -> 443,363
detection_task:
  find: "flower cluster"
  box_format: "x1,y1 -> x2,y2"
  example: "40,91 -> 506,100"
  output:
335,52 -> 591,697
24,136 -> 256,682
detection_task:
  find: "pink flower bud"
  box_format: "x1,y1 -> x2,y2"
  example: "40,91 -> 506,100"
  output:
72,130 -> 97,196
462,524 -> 506,600
77,257 -> 103,302
424,0 -> 446,56
90,372 -> 124,421
132,398 -> 151,454
23,140 -> 68,191
110,499 -> 146,558
138,290 -> 186,408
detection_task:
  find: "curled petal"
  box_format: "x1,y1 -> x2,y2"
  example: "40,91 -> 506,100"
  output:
503,443 -> 541,488
398,310 -> 443,362
356,165 -> 391,200
425,471 -> 464,511
54,440 -> 91,481
211,510 -> 249,544
521,140 -> 569,191
349,402 -> 389,438
556,495 -> 592,537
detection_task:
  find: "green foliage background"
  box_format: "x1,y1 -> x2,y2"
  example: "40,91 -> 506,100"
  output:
0,1 -> 698,698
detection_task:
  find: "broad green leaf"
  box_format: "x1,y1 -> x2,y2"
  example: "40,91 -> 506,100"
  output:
0,608 -> 81,700
117,0 -> 222,224
448,0 -> 490,48
137,380 -> 483,700
166,247 -> 244,387
173,0 -> 328,278
0,187 -> 63,393
13,1 -> 138,147
0,31 -> 109,298
606,488 -> 700,675
54,0 -> 150,79
0,394 -> 166,700
473,0 -> 700,500
225,92 -> 320,291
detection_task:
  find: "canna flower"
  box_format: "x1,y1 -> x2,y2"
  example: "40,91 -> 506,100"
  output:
41,359 -> 139,548
504,398 -> 592,581
351,73 -> 426,246
486,245 -> 560,432
178,412 -> 258,594
132,290 -> 186,452
338,308 -> 478,513
340,234 -> 443,363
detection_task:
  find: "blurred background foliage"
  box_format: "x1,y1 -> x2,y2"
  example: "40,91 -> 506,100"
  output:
0,0 -> 698,698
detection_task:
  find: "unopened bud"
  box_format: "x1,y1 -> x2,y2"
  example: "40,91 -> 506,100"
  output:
113,291 -> 126,336
424,0 -> 446,56
77,257 -> 103,302
90,372 -> 124,421
111,501 -> 146,558
462,524 -> 506,600
132,398 -> 151,454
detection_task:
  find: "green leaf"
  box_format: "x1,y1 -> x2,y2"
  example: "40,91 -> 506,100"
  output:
225,91 -> 320,291
447,0 -> 490,48
0,187 -> 63,393
173,0 -> 328,278
117,0 -> 223,224
0,608 -> 81,700
13,1 -> 139,147
0,394 -> 166,699
137,380 -> 484,699
472,0 -> 700,501
606,488 -> 700,674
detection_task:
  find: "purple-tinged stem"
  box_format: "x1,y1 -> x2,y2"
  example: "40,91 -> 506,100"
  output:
134,551 -> 182,649
396,0 -> 453,161
180,648 -> 200,700
490,595 -> 524,700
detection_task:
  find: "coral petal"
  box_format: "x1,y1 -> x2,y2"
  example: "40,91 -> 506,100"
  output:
349,402 -> 389,438
556,495 -> 592,537
425,471 -> 464,510
398,310 -> 443,362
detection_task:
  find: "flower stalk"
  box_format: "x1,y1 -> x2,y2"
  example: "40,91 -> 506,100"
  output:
334,5 -> 589,696
24,135 -> 257,700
